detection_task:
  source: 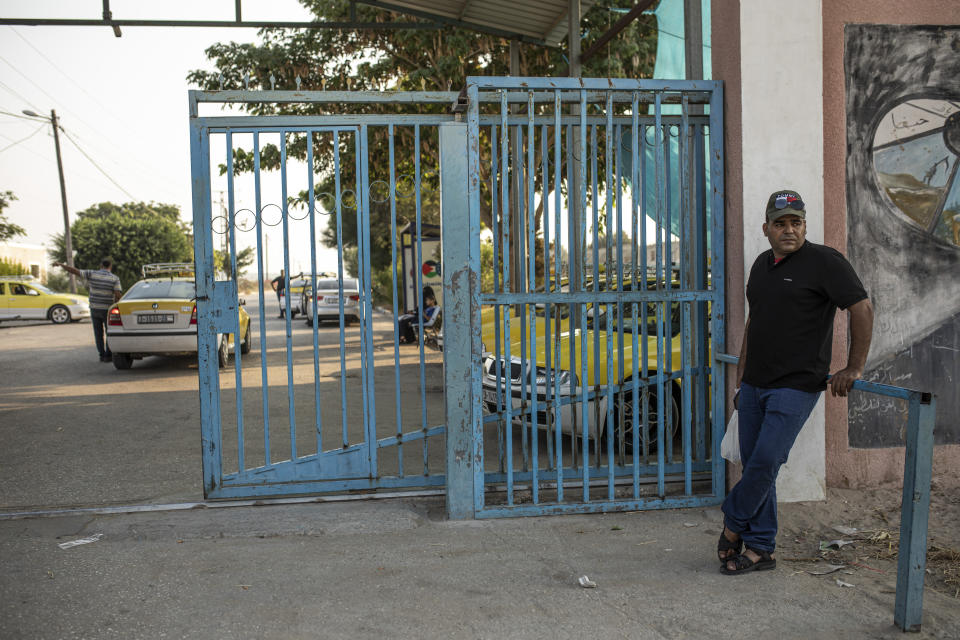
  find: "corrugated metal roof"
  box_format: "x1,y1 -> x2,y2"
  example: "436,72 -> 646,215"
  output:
364,0 -> 598,47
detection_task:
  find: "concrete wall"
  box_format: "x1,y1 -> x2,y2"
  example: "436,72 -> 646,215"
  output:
0,242 -> 48,280
720,0 -> 827,501
823,1 -> 960,490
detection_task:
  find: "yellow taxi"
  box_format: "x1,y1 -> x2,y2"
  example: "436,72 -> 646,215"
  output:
105,263 -> 252,370
481,276 -> 699,452
0,275 -> 90,324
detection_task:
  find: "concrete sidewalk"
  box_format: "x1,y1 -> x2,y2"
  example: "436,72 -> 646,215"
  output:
3,496 -> 959,639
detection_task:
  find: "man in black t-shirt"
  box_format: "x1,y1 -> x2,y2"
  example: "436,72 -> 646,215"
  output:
717,189 -> 874,576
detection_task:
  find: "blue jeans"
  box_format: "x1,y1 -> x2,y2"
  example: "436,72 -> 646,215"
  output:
722,382 -> 820,552
91,308 -> 110,358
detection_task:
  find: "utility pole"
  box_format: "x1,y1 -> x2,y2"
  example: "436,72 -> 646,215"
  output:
24,108 -> 76,293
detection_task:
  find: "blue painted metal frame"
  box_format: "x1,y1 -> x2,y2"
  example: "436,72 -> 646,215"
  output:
189,90 -> 460,500
461,76 -> 725,519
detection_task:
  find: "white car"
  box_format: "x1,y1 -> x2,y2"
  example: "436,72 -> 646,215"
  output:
301,277 -> 361,327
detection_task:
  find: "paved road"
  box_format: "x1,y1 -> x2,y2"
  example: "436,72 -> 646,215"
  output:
3,297 -> 960,638
0,295 -> 443,510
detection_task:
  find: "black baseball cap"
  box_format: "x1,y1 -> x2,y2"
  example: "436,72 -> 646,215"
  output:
765,190 -> 806,222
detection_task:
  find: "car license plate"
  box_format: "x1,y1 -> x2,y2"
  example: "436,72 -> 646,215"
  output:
137,314 -> 175,324
326,296 -> 339,304
483,389 -> 499,404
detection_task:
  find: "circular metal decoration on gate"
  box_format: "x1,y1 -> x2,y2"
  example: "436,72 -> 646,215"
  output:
871,98 -> 960,249
234,208 -> 257,232
369,180 -> 391,203
211,215 -> 228,235
259,203 -> 284,227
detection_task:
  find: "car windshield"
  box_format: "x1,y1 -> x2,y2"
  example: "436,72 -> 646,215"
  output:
124,280 -> 196,300
30,283 -> 54,294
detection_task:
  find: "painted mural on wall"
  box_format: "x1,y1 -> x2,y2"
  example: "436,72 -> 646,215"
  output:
845,24 -> 960,447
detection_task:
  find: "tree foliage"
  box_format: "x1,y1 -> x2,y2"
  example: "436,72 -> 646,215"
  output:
188,0 -> 658,282
214,246 -> 255,279
0,191 -> 26,242
49,202 -> 193,291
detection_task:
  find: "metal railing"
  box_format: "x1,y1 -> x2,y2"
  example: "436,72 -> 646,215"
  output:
716,353 -> 936,632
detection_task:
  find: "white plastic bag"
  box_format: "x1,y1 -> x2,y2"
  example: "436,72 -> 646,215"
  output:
720,410 -> 740,463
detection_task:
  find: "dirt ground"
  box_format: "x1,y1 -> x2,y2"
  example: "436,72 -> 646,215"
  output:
777,485 -> 960,603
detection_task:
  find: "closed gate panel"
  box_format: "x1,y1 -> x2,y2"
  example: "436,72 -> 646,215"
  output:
461,77 -> 726,517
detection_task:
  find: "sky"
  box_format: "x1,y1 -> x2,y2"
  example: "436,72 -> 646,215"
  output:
0,0 -> 325,276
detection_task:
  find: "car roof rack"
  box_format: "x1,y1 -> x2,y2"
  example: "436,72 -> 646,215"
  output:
1,274 -> 38,281
142,263 -> 195,278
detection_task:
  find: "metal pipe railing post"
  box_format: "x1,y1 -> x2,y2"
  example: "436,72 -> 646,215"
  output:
716,355 -> 936,632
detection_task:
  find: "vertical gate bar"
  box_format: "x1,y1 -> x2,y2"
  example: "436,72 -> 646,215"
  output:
500,92 -> 514,506
352,132 -> 366,454
578,89 -> 589,501
694,124 -> 708,464
654,93 -> 666,497
630,93 -> 641,495
540,122 -> 554,473
590,123 -> 601,475
279,134 -> 298,462
894,394 -> 936,632
414,125 -> 430,472
441,118 -> 474,519
190,118 -> 222,496
552,92 -> 564,499
388,125 -> 404,477
225,132 -> 245,474
468,86 -> 486,515
680,97 -> 693,495
305,132 -> 323,456
663,120 -> 675,465
358,125 -> 378,475
640,122 -> 650,465
614,120 -> 625,473
280,131 -> 297,460
604,98 -> 615,499
332,134 -> 349,448
253,133 -> 271,466
517,123 -> 529,475
565,122 -> 579,475
491,124 -> 505,474
525,92 -> 539,503
708,84 -> 727,497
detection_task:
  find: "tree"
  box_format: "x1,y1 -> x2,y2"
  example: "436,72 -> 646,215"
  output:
188,0 -> 658,288
214,246 -> 255,279
0,191 -> 26,242
49,201 -> 193,291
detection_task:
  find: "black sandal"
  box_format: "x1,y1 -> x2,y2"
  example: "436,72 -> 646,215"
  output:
717,529 -> 743,565
720,546 -> 776,575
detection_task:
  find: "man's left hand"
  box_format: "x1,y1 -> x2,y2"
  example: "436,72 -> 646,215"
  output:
829,367 -> 862,397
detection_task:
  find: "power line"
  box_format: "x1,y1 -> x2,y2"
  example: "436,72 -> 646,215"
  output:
0,79 -> 41,113
8,27 -> 128,126
60,128 -> 138,201
0,123 -> 45,153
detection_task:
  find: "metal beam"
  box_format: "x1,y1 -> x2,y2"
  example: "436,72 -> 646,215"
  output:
0,18 -> 435,30
354,0 -> 550,46
580,0 -> 656,64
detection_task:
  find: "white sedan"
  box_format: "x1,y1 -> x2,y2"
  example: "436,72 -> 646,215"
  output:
301,277 -> 361,327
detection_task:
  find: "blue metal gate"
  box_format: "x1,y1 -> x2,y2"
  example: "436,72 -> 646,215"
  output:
447,77 -> 726,517
188,78 -> 725,516
189,91 -> 456,499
